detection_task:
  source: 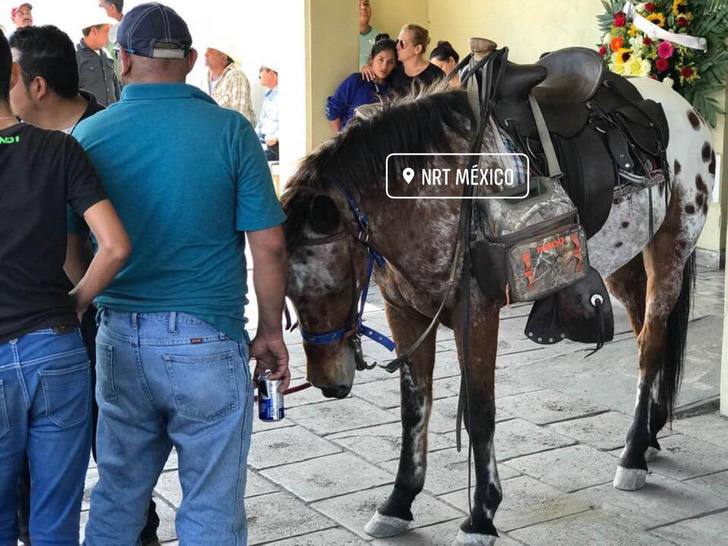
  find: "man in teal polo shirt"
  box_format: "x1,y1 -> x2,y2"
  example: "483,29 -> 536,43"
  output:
71,4 -> 289,545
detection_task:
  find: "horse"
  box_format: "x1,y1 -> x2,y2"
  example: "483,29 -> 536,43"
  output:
281,70 -> 716,545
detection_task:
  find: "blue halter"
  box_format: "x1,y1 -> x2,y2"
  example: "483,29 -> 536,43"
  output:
298,190 -> 397,353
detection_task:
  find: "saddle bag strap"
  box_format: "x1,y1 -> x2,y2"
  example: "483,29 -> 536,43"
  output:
528,93 -> 563,179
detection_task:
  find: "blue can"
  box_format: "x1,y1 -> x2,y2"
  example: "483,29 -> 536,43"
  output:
258,371 -> 285,421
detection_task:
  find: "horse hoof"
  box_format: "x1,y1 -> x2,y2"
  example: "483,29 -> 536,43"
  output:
644,446 -> 660,462
364,510 -> 411,537
452,529 -> 497,546
613,465 -> 647,490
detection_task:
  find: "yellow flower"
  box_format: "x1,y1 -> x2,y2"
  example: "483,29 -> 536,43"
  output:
672,0 -> 688,17
628,24 -> 640,37
614,48 -> 633,65
646,12 -> 666,27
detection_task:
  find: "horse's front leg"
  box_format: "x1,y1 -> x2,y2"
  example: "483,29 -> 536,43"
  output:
365,302 -> 437,538
452,294 -> 501,545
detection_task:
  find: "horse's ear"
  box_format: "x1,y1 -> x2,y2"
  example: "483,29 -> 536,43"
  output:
309,195 -> 341,235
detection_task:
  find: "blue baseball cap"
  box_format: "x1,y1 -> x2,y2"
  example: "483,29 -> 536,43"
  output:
117,2 -> 192,59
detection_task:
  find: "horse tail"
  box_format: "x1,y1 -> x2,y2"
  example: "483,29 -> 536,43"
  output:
660,250 -> 695,421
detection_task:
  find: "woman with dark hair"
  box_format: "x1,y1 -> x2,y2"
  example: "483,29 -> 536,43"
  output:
430,40 -> 460,76
326,34 -> 396,133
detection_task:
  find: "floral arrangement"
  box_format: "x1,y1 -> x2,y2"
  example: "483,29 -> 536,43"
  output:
598,0 -> 728,127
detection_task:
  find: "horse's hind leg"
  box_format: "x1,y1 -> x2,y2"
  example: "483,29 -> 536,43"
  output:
451,296 -> 501,545
611,195 -> 696,490
364,302 -> 437,538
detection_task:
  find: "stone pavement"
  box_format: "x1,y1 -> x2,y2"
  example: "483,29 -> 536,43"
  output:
79,267 -> 728,545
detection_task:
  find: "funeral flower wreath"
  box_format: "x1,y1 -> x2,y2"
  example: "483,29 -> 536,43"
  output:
598,0 -> 728,127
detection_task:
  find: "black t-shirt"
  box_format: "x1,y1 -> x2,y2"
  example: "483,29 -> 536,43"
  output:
390,62 -> 444,94
0,123 -> 107,342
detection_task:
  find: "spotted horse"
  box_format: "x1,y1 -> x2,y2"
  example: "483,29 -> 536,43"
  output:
281,47 -> 716,545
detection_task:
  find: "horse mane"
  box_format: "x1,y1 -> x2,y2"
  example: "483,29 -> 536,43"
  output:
282,83 -> 476,249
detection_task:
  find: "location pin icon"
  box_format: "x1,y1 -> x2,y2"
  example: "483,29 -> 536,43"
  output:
402,167 -> 415,184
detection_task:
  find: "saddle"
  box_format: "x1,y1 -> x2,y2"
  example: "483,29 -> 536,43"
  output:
491,47 -> 669,238
463,45 -> 670,348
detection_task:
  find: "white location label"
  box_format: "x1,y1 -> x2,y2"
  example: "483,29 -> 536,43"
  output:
402,167 -> 415,184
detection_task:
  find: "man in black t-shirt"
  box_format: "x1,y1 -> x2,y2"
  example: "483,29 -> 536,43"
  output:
0,28 -> 130,546
7,24 -> 162,546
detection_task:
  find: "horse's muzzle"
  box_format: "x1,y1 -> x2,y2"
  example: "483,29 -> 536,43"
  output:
320,385 -> 351,399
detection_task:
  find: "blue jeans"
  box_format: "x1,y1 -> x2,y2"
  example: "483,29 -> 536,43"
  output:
85,311 -> 253,545
0,327 -> 92,546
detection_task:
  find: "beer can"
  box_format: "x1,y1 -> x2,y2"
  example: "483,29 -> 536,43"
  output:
258,371 -> 285,421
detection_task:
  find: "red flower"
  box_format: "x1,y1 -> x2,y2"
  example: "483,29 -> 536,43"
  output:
656,58 -> 670,72
643,37 -> 653,46
614,12 -> 627,27
598,45 -> 608,56
680,66 -> 694,78
677,16 -> 689,28
644,2 -> 655,12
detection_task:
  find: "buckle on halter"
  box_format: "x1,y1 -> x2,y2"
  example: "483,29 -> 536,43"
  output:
356,229 -> 371,245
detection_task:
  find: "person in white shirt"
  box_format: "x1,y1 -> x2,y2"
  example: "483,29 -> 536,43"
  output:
255,63 -> 279,161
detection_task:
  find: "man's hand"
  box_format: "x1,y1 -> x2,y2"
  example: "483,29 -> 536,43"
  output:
265,137 -> 278,147
361,65 -> 375,82
251,333 -> 290,391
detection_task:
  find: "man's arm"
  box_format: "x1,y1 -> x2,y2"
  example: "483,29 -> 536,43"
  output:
69,199 -> 131,315
247,225 -> 290,389
65,232 -> 94,285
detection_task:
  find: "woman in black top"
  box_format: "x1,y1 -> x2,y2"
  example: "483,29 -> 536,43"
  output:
363,23 -> 443,94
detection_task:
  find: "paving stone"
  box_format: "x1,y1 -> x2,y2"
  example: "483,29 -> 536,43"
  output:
441,475 -> 591,532
431,350 -> 464,379
494,380 -> 542,399
248,425 -> 341,469
284,385 -> 337,408
289,398 -> 398,435
651,510 -> 728,544
253,414 -> 296,433
547,411 -> 635,451
494,418 -> 577,461
647,433 -> 728,480
496,388 -> 608,425
312,484 -> 463,539
327,422 -> 456,463
82,467 -> 98,511
574,472 -> 728,528
685,470 -> 728,501
260,452 -> 394,502
379,447 -> 520,495
264,527 -> 368,545
673,412 -> 728,451
371,521 -> 522,545
155,470 -> 182,507
510,509 -> 668,545
506,445 -> 617,492
247,492 -> 334,545
246,471 -> 280,498
152,495 -> 178,542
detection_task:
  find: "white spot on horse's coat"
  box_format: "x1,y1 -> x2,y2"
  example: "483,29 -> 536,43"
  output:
589,77 -> 714,278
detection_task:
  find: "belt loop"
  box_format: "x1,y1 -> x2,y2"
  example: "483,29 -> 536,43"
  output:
131,312 -> 138,331
169,312 -> 177,334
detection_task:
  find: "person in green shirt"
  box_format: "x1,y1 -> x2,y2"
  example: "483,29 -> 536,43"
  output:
359,0 -> 381,68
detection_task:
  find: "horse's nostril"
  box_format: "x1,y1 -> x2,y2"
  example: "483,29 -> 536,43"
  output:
321,385 -> 350,399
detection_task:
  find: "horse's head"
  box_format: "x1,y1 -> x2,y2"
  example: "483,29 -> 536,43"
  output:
283,189 -> 369,398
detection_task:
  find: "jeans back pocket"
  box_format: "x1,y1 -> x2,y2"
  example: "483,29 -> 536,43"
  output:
162,350 -> 240,422
39,363 -> 91,428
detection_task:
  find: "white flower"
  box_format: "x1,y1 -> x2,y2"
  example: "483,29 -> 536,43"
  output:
636,3 -> 646,12
662,76 -> 675,88
639,58 -> 652,77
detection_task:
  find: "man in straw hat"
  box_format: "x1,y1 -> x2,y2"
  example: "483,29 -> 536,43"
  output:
205,41 -> 255,124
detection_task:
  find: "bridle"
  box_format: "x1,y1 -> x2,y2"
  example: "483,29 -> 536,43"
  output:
288,189 -> 397,372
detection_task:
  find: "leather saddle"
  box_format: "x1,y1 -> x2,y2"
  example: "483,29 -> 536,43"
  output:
490,47 -> 669,238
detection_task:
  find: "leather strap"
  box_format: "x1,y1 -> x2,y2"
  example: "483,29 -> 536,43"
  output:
529,93 -> 563,179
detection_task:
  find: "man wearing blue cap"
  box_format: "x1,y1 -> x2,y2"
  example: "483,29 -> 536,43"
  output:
72,4 -> 289,544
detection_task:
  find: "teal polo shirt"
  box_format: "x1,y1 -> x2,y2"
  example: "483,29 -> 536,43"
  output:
72,83 -> 285,341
